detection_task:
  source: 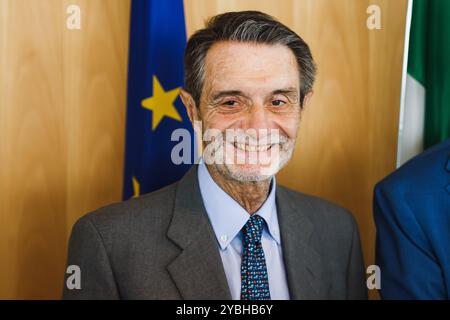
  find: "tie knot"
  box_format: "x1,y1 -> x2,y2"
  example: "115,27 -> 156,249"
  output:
242,215 -> 265,244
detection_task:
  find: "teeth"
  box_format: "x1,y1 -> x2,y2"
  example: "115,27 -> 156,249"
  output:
234,143 -> 271,152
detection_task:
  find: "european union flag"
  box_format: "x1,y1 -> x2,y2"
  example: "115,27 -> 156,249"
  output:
123,0 -> 194,199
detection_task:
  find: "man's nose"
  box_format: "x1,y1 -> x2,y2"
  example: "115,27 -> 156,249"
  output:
243,104 -> 271,131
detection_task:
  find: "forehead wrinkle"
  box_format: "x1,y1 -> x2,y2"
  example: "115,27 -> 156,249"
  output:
202,41 -> 300,104
204,41 -> 298,77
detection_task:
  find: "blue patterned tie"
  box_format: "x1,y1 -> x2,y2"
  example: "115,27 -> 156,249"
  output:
240,214 -> 271,300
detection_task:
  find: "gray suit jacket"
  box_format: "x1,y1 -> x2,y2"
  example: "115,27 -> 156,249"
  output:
62,165 -> 367,299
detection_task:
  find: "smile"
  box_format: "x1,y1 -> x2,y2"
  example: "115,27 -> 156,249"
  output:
232,142 -> 273,152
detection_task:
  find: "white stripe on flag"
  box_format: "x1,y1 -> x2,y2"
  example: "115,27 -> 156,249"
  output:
398,74 -> 425,165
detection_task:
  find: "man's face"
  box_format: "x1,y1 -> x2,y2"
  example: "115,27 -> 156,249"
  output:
188,41 -> 307,182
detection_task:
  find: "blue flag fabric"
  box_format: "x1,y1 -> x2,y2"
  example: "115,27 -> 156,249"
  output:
123,0 -> 194,199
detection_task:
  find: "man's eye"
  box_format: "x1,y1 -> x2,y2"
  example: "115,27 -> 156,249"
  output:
223,100 -> 238,106
272,100 -> 286,106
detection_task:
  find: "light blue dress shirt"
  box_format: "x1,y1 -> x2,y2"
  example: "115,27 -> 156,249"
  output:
197,161 -> 290,300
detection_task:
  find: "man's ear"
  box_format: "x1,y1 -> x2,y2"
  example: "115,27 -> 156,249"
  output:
179,89 -> 199,123
302,90 -> 314,108
180,88 -> 203,156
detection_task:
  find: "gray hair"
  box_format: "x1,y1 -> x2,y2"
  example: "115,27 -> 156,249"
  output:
184,11 -> 317,108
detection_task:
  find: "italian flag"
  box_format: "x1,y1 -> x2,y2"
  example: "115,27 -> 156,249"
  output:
399,0 -> 450,165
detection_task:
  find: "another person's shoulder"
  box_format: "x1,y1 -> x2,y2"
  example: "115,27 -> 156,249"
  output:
376,139 -> 450,194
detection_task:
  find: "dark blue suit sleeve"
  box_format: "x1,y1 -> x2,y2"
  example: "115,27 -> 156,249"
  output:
374,183 -> 447,299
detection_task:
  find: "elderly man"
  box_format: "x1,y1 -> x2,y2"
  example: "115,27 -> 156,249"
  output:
63,11 -> 367,300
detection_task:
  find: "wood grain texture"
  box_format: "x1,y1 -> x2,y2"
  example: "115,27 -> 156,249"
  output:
0,0 -> 130,299
185,0 -> 408,299
0,0 -> 407,299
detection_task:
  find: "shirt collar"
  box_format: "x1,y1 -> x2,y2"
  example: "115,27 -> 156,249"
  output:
197,160 -> 281,250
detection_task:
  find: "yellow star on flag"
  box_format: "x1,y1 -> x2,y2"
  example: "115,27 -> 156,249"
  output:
132,176 -> 140,198
141,75 -> 182,130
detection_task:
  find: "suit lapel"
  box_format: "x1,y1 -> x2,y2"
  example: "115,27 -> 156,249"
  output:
166,166 -> 231,300
166,165 -> 325,299
276,186 -> 324,299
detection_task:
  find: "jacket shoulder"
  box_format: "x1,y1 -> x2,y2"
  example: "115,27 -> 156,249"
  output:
278,185 -> 357,233
376,139 -> 450,194
71,181 -> 178,244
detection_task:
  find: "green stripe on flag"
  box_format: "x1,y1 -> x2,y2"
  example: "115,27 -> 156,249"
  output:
408,0 -> 450,148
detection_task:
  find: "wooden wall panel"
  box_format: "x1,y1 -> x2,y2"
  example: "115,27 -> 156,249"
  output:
0,0 -> 407,299
0,0 -> 130,299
